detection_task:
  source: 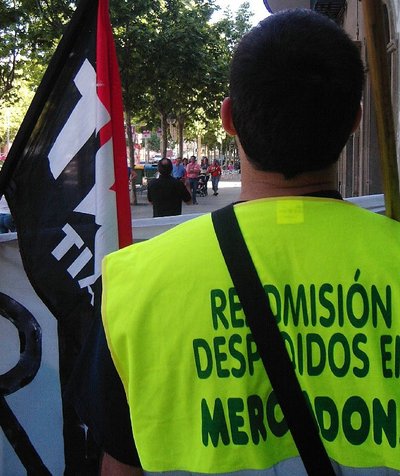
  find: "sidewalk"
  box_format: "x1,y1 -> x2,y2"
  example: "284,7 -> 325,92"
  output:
131,175 -> 241,240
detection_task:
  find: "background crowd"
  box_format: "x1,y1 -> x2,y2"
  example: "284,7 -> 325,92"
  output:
173,155 -> 223,200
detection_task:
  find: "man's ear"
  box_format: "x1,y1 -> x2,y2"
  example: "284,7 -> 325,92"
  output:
351,103 -> 362,133
221,97 -> 237,136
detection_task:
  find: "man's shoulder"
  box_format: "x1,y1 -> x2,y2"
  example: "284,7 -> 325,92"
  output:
152,213 -> 213,245
107,214 -> 212,262
104,215 -> 214,287
147,177 -> 158,187
148,176 -> 174,186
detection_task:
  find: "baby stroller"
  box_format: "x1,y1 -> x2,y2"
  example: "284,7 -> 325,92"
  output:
197,173 -> 208,197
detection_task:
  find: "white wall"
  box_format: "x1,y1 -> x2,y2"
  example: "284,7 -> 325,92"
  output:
0,237 -> 64,475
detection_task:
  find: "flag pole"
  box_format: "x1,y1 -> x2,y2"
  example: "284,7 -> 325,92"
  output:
361,0 -> 400,221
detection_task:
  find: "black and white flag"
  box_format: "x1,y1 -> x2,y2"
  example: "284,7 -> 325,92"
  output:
0,0 -> 131,472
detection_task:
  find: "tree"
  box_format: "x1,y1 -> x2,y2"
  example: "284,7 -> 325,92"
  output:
0,80 -> 34,151
169,2 -> 254,160
0,0 -> 78,150
0,0 -> 254,161
0,0 -> 77,101
112,0 -> 230,158
214,1 -> 253,52
205,2 -> 253,162
111,0 -> 159,167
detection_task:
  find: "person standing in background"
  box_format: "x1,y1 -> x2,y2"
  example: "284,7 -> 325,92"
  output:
172,157 -> 185,181
0,195 -> 15,233
185,156 -> 201,204
147,158 -> 191,217
207,159 -> 222,196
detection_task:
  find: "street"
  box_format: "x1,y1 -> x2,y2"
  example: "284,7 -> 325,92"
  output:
131,174 -> 241,241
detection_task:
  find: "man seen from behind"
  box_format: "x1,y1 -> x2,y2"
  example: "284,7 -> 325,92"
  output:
76,9 -> 400,476
147,158 -> 191,217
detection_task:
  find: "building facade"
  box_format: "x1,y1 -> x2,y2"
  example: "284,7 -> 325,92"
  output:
337,0 -> 399,198
266,0 -> 400,198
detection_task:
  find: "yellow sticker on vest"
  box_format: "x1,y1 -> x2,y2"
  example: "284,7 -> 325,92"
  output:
276,200 -> 304,224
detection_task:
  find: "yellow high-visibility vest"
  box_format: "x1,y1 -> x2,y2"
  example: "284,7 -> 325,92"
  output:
103,197 -> 400,474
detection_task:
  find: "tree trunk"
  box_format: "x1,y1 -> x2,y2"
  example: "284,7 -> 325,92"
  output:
160,112 -> 168,157
177,116 -> 185,158
197,135 -> 202,160
125,112 -> 134,170
125,112 -> 137,205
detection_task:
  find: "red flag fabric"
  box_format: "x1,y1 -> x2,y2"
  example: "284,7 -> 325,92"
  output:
97,0 -> 132,249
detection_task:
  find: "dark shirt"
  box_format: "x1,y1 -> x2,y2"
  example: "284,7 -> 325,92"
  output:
147,175 -> 191,217
67,309 -> 139,466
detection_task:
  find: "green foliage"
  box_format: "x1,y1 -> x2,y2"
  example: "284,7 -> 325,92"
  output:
0,0 -> 77,101
112,1 -> 253,131
0,0 -> 254,155
0,79 -> 34,148
148,131 -> 161,151
0,0 -> 77,147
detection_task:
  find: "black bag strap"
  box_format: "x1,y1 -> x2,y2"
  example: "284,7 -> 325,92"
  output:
211,203 -> 335,476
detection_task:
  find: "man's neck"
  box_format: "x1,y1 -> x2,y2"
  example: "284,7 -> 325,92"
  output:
239,159 -> 337,201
